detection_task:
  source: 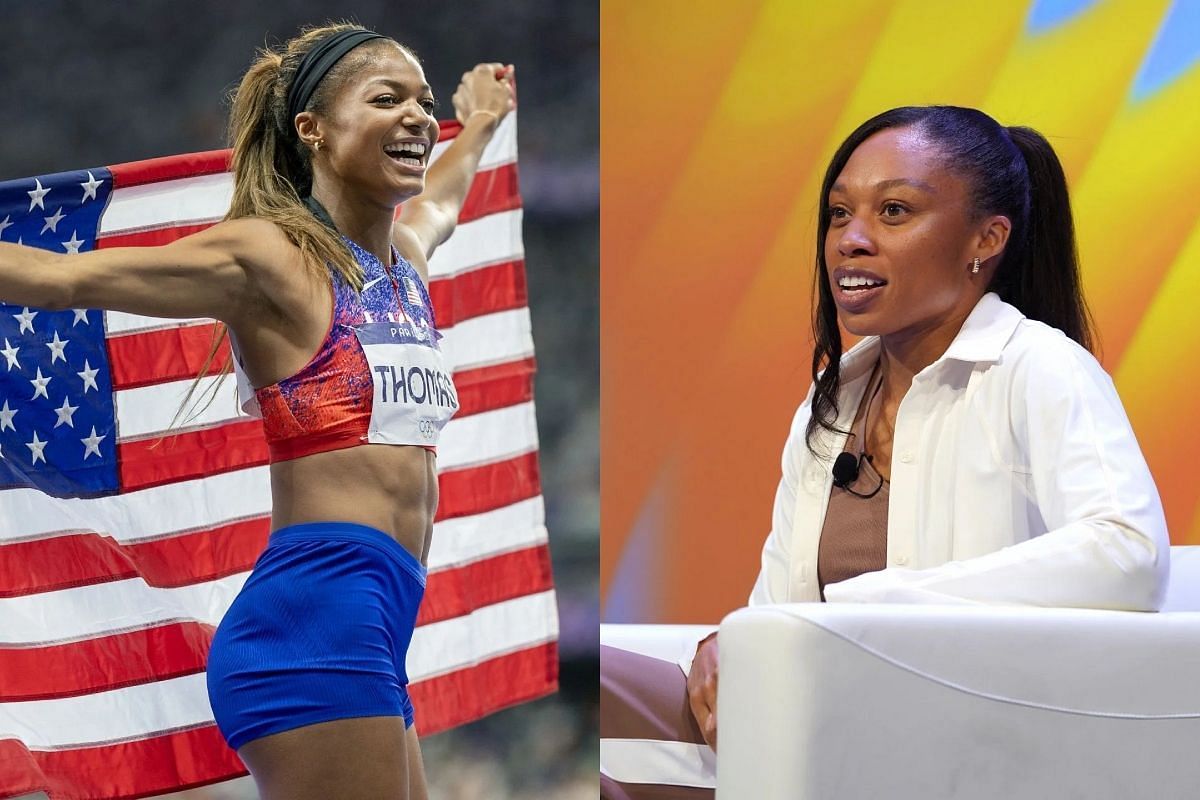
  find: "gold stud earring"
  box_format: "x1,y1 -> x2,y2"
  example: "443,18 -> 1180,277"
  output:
314,139 -> 324,152
971,257 -> 981,274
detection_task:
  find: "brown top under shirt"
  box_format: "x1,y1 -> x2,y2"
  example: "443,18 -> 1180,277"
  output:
817,370 -> 889,597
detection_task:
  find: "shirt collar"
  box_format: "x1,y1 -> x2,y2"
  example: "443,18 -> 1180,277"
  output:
937,292 -> 1025,365
836,292 -> 1025,383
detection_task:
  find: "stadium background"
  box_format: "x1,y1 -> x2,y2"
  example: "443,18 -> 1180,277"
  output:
602,0 -> 1200,623
2,1 -> 597,798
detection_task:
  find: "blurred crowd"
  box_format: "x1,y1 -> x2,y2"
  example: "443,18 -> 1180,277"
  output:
3,1 -> 597,797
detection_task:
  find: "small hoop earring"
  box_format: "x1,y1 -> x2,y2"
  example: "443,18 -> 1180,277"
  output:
313,139 -> 324,152
971,257 -> 981,274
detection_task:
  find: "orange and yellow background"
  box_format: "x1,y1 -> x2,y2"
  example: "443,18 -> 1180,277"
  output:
601,0 -> 1200,623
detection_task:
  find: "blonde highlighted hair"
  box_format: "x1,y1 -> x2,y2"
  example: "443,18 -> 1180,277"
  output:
169,22 -> 406,431
225,20 -> 408,289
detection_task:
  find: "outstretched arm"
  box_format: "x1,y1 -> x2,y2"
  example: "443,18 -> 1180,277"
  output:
0,217 -> 284,326
394,62 -> 515,276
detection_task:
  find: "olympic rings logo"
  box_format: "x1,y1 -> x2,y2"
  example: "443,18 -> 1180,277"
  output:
418,419 -> 436,439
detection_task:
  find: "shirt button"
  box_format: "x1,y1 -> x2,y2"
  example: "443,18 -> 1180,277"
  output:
893,555 -> 909,566
804,467 -> 823,492
899,451 -> 914,464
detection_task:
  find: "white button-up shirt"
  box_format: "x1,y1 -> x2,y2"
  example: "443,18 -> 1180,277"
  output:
751,292 -> 1169,610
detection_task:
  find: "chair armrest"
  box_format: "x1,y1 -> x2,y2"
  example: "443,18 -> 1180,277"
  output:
1165,546 -> 1200,611
716,603 -> 1200,799
600,623 -> 717,665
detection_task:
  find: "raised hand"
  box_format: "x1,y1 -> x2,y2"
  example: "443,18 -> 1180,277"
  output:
452,63 -> 515,127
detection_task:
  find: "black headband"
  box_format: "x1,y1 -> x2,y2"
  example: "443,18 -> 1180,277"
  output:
286,29 -> 387,123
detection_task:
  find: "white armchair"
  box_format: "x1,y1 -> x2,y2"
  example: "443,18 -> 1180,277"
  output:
602,546 -> 1200,799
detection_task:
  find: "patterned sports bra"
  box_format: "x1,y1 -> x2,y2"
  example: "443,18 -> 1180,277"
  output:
233,213 -> 458,463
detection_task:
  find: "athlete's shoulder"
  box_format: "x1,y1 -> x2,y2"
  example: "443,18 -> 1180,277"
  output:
189,217 -> 309,289
206,216 -> 296,257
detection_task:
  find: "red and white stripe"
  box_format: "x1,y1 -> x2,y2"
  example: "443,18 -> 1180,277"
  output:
0,113 -> 559,800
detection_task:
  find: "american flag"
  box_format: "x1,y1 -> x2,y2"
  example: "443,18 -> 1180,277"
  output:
0,113 -> 558,799
405,275 -> 426,307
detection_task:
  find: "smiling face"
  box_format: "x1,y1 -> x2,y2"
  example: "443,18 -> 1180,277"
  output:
823,125 -> 1005,347
299,42 -> 440,207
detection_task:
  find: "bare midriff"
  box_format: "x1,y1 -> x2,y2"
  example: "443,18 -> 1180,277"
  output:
268,443 -> 438,564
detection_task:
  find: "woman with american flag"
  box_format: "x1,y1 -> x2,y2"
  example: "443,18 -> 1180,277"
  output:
0,20 -> 513,800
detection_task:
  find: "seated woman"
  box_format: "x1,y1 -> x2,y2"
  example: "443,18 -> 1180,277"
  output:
600,105 -> 1169,800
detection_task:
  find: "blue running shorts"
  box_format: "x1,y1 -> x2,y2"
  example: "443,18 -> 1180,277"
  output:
206,521 -> 426,751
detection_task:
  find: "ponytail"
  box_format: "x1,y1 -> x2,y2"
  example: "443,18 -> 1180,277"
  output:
225,22 -> 396,292
994,126 -> 1096,354
167,22 -> 395,432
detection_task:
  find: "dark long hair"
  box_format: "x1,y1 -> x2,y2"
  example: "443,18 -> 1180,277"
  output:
805,105 -> 1096,454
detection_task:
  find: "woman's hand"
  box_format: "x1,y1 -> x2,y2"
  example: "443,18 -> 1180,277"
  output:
686,632 -> 720,751
451,63 -> 515,127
